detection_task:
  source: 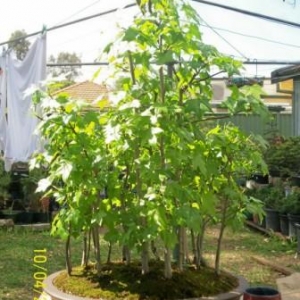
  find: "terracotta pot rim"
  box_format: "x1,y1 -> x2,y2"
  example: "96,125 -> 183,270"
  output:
43,270 -> 248,300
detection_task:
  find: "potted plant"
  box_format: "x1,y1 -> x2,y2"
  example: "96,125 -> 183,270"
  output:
282,187 -> 300,238
262,184 -> 284,232
33,0 -> 270,299
264,136 -> 300,182
0,160 -> 11,212
20,167 -> 50,223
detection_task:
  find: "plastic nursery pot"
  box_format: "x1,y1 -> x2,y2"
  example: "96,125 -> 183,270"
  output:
279,214 -> 289,236
296,223 -> 300,254
264,208 -> 280,232
287,214 -> 300,238
243,287 -> 281,300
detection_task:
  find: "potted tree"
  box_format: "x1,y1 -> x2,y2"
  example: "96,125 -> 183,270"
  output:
262,184 -> 284,232
264,136 -> 300,183
283,187 -> 300,238
20,167 -> 50,223
0,160 -> 11,216
33,0 -> 270,299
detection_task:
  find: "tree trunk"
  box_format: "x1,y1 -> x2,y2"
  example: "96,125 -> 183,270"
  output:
215,198 -> 228,275
66,231 -> 72,275
196,221 -> 206,269
215,222 -> 225,275
107,242 -> 112,264
178,226 -> 184,271
164,246 -> 172,279
92,225 -> 101,275
191,229 -> 197,264
81,231 -> 88,267
151,240 -> 160,260
122,245 -> 131,264
141,241 -> 149,274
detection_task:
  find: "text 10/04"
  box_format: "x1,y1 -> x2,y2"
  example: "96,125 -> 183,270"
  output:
33,249 -> 47,300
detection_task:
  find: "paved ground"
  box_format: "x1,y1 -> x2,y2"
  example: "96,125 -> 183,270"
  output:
277,273 -> 300,300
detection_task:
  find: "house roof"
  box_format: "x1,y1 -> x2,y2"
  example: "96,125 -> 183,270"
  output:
271,64 -> 300,84
54,81 -> 109,107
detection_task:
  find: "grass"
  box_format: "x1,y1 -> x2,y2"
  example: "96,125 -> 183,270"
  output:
0,225 -> 299,300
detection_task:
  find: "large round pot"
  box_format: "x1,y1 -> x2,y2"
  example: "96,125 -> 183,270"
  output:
296,223 -> 300,254
32,212 -> 50,223
1,210 -> 23,222
287,213 -> 300,238
243,287 -> 281,300
279,214 -> 289,236
264,209 -> 280,232
16,211 -> 33,224
42,271 -> 248,300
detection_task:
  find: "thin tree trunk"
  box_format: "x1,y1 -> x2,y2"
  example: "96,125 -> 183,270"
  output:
191,229 -> 197,264
215,222 -> 226,275
151,240 -> 160,260
196,221 -> 206,269
86,228 -> 91,267
107,242 -> 112,264
178,226 -> 184,271
81,231 -> 88,267
66,225 -> 72,275
92,225 -> 101,275
164,246 -> 172,279
215,198 -> 228,275
141,241 -> 149,274
122,245 -> 131,264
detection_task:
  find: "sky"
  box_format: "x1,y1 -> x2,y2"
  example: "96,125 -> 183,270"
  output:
1,0 -> 300,80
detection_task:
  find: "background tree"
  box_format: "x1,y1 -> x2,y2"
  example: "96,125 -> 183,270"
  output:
8,30 -> 30,60
48,52 -> 82,82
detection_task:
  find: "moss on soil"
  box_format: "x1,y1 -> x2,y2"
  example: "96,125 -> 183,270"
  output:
53,260 -> 238,300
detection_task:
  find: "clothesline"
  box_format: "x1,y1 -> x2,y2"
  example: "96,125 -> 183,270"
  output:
0,3 -> 136,47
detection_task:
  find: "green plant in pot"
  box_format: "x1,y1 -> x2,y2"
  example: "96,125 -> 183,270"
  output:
282,187 -> 300,237
32,0 -> 270,299
20,167 -> 49,223
0,160 -> 11,211
264,136 -> 300,181
246,184 -> 284,232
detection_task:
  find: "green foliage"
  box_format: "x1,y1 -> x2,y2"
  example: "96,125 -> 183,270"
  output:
8,30 -> 31,60
0,160 -> 11,204
33,0 -> 269,282
48,52 -> 81,81
264,136 -> 300,177
283,187 -> 300,214
245,184 -> 285,210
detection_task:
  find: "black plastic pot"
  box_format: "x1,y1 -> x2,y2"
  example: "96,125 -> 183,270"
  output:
264,208 -> 280,232
243,287 -> 281,300
279,214 -> 289,236
295,223 -> 300,254
32,212 -> 50,223
16,211 -> 33,224
250,174 -> 269,184
1,210 -> 23,222
289,175 -> 300,187
287,213 -> 300,238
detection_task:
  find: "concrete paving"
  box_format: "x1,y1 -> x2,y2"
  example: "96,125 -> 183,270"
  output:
277,273 -> 300,300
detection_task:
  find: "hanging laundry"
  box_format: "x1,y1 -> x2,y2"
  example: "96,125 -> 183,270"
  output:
4,33 -> 46,171
0,55 -> 7,153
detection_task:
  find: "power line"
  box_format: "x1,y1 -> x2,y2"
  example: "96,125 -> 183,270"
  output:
200,23 -> 300,50
46,60 -> 300,67
53,0 -> 103,26
2,0 -> 300,54
199,15 -> 248,59
0,2 -> 136,47
192,0 -> 300,29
